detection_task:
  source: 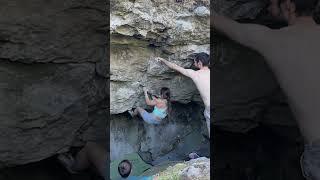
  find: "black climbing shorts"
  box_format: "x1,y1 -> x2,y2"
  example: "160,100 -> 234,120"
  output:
301,139 -> 320,180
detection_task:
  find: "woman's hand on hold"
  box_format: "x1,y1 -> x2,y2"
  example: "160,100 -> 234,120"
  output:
143,87 -> 148,93
155,57 -> 165,62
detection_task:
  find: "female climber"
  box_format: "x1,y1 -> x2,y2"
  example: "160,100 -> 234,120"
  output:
129,87 -> 170,124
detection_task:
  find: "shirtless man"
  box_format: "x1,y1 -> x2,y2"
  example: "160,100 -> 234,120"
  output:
214,0 -> 320,179
156,52 -> 210,136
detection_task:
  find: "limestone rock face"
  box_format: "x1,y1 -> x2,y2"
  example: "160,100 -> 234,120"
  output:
110,0 -> 210,114
143,157 -> 210,180
0,0 -> 107,167
213,0 -> 268,19
180,157 -> 210,180
110,0 -> 210,163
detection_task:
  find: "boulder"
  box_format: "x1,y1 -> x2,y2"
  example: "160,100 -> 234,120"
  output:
180,157 -> 210,180
142,157 -> 210,180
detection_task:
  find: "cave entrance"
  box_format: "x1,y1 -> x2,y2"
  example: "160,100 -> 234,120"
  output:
110,102 -> 210,178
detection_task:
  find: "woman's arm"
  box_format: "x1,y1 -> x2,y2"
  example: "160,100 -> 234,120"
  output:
143,87 -> 157,106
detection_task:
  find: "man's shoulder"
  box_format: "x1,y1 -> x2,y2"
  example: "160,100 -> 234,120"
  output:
196,69 -> 210,76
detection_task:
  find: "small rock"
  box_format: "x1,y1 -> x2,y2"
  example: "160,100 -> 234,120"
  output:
194,6 -> 210,17
180,157 -> 210,180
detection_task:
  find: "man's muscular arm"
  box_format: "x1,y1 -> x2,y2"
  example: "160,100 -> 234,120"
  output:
157,58 -> 195,78
213,13 -> 273,53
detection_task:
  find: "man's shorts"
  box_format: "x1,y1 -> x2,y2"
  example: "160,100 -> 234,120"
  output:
300,139 -> 320,180
204,106 -> 210,136
141,110 -> 161,125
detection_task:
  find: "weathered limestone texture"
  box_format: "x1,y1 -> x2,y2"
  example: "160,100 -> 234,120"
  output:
213,0 -> 268,19
0,0 -> 107,167
180,157 -> 210,180
110,0 -> 210,162
110,0 -> 210,114
141,157 -> 210,179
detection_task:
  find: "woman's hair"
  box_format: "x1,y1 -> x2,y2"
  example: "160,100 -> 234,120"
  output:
160,87 -> 171,119
118,160 -> 132,178
160,87 -> 170,100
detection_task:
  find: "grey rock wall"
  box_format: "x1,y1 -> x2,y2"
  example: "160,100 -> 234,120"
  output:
110,0 -> 210,161
110,0 -> 210,114
213,0 -> 268,19
0,0 -> 107,167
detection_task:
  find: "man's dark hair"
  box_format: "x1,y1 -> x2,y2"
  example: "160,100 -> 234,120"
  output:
291,0 -> 319,16
118,160 -> 132,178
194,52 -> 210,66
314,3 -> 320,23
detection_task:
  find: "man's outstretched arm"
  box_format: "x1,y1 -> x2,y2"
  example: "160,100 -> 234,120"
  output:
214,13 -> 272,52
157,58 -> 195,78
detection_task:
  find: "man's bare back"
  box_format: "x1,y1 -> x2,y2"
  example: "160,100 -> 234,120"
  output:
214,13 -> 320,142
258,23 -> 320,143
215,0 -> 320,177
190,69 -> 210,108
